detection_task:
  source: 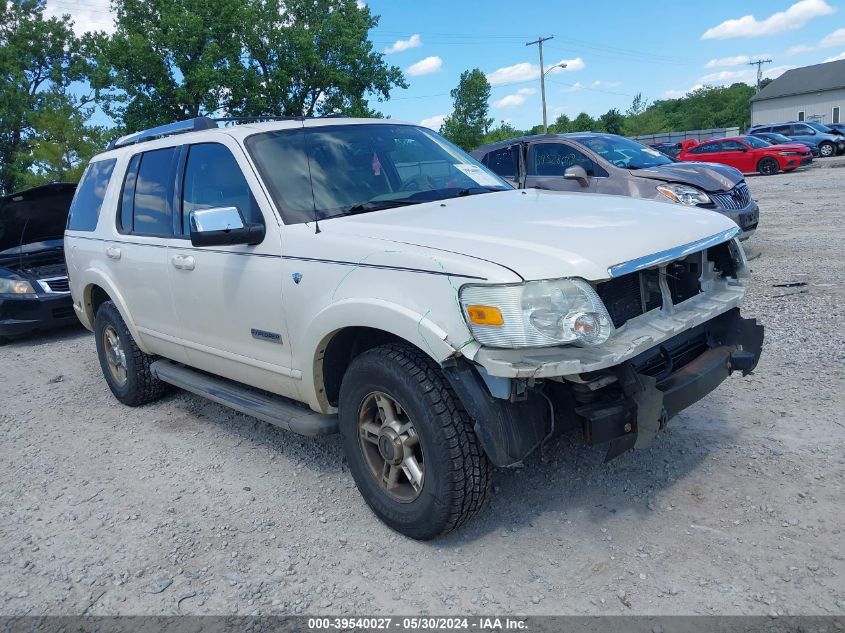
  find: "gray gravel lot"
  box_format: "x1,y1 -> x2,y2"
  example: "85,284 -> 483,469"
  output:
1,162 -> 843,616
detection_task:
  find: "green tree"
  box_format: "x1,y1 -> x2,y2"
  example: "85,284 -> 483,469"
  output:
234,0 -> 405,118
441,69 -> 492,150
569,112 -> 598,132
85,0 -> 405,130
482,120 -> 522,144
625,92 -> 648,117
0,0 -> 93,194
548,114 -> 570,134
599,108 -> 625,135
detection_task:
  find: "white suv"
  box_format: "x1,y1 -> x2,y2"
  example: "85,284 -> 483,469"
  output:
65,117 -> 763,539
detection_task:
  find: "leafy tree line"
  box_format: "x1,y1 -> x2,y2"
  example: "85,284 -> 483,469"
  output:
0,0 -> 404,194
440,68 -> 760,151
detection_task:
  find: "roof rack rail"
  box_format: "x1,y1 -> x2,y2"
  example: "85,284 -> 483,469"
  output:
106,112 -> 350,150
107,117 -> 218,150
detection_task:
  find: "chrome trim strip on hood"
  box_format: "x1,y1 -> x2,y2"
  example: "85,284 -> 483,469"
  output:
607,227 -> 740,278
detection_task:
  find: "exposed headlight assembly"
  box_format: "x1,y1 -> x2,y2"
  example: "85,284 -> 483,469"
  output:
656,183 -> 711,206
0,277 -> 36,295
460,278 -> 614,348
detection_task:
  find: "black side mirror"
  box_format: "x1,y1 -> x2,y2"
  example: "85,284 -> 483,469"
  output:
189,206 -> 265,247
563,165 -> 590,187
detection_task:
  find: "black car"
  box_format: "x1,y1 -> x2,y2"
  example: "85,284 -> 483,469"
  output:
749,131 -> 819,157
0,183 -> 78,341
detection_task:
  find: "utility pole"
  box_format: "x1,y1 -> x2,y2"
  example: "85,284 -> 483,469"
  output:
526,35 -> 554,133
748,58 -> 772,91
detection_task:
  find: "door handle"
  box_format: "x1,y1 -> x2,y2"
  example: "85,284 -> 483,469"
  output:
106,246 -> 121,260
171,254 -> 195,271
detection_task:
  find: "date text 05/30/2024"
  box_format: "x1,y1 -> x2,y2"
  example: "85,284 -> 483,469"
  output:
308,617 -> 528,630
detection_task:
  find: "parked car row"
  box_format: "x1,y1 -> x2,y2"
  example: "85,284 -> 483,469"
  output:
747,120 -> 844,158
473,132 -> 759,238
677,135 -> 814,175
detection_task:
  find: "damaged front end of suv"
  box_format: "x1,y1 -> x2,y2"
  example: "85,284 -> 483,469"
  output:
445,229 -> 763,465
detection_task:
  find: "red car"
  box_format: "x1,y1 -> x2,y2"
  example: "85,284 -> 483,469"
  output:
677,135 -> 812,175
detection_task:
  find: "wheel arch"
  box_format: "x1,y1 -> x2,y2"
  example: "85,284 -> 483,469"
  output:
79,270 -> 151,354
302,299 -> 461,413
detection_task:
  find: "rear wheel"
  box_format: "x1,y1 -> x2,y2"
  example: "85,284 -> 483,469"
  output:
94,301 -> 168,406
818,142 -> 835,158
757,157 -> 779,176
338,343 -> 491,539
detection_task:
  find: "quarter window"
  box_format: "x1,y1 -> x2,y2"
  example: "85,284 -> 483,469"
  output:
529,143 -> 596,176
181,143 -> 262,235
67,159 -> 116,231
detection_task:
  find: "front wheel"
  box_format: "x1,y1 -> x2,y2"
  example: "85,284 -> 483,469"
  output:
339,343 -> 491,539
818,142 -> 835,158
757,157 -> 779,176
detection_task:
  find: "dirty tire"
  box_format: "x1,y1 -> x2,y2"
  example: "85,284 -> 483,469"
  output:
94,301 -> 168,406
757,157 -> 779,176
339,343 -> 491,540
818,142 -> 835,158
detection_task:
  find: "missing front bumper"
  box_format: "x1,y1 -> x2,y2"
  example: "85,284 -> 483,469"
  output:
575,307 -> 764,461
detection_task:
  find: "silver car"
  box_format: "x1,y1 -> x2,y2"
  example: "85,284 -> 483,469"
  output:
472,133 -> 759,238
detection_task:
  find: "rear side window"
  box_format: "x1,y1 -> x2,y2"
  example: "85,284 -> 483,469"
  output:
529,143 -> 596,176
772,125 -> 792,135
483,147 -> 517,178
181,143 -> 262,235
67,159 -> 116,231
119,148 -> 178,236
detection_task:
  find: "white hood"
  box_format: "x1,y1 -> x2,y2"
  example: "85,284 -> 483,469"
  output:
324,189 -> 739,281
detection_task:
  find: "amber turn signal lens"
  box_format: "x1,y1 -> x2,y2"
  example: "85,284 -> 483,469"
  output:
466,305 -> 504,326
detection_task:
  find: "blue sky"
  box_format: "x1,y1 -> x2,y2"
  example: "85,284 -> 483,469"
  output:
364,0 -> 845,129
48,0 -> 845,130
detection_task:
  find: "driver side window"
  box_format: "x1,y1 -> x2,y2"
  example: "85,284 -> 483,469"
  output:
181,143 -> 263,235
529,143 -> 595,177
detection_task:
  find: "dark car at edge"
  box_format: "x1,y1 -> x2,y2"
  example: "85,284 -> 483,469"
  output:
472,133 -> 759,239
0,183 -> 78,341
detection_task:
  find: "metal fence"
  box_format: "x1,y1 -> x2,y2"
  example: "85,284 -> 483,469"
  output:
632,127 -> 740,145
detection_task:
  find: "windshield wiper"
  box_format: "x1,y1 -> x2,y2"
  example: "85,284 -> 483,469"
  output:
449,186 -> 505,198
342,199 -> 425,216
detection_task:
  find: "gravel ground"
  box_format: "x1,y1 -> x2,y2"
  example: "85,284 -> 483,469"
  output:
1,163 -> 843,617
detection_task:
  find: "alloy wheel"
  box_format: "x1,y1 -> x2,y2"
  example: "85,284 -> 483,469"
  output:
102,324 -> 128,386
357,391 -> 425,502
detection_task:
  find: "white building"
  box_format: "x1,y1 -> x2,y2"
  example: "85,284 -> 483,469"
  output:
750,59 -> 845,126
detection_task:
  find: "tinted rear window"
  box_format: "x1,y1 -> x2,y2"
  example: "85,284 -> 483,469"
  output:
67,159 -> 116,231
132,148 -> 178,236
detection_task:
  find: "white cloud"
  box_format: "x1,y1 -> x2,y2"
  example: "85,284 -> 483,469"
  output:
787,44 -> 815,55
824,51 -> 845,61
492,87 -> 536,109
405,56 -> 443,76
821,28 -> 845,47
419,114 -> 447,130
701,0 -> 835,39
705,55 -> 751,67
562,82 -> 585,93
383,34 -> 421,55
698,65 -> 793,85
356,0 -> 366,8
486,57 -> 585,86
45,0 -> 115,35
591,80 -> 622,88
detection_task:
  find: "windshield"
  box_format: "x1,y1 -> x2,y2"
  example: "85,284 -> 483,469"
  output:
245,124 -> 511,224
575,135 -> 673,169
742,136 -> 771,149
